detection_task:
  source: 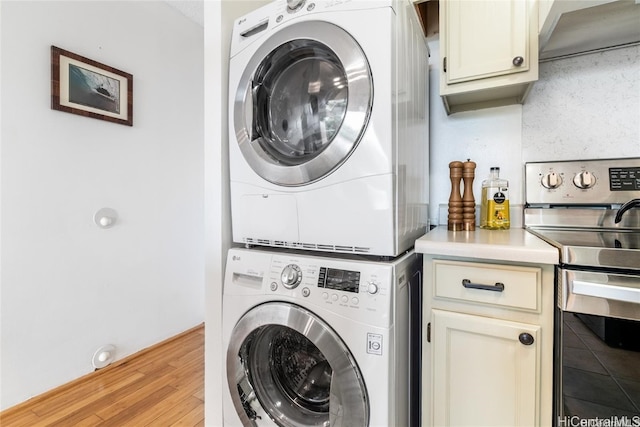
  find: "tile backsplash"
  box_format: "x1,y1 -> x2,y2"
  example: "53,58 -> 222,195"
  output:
428,40 -> 640,227
523,45 -> 640,161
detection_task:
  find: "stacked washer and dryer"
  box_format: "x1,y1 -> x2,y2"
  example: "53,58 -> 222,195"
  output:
222,1 -> 429,426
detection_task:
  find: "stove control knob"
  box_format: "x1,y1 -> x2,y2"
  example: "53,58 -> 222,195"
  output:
573,171 -> 596,189
281,264 -> 302,289
541,172 -> 562,189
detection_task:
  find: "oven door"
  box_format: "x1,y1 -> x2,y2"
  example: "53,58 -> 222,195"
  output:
561,269 -> 640,320
555,267 -> 640,421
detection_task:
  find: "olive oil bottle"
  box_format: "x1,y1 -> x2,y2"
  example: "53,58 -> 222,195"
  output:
480,167 -> 510,230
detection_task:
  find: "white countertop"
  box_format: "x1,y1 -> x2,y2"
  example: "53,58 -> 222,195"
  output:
415,227 -> 560,265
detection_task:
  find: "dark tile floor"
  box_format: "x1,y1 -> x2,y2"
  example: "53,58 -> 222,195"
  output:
562,313 -> 640,419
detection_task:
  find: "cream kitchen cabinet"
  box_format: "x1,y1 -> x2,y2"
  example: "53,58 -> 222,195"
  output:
422,256 -> 554,426
439,0 -> 539,114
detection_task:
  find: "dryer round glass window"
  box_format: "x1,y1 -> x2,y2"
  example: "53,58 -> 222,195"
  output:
253,39 -> 348,166
234,21 -> 373,186
226,302 -> 369,426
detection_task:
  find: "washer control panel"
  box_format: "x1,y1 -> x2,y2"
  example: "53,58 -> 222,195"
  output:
224,248 -> 412,328
267,254 -> 397,326
525,158 -> 640,205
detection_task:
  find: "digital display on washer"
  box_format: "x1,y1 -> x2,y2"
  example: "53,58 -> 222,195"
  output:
610,167 -> 640,191
317,267 -> 360,293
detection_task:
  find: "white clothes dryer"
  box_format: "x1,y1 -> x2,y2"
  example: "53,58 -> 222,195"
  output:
228,0 -> 430,257
221,247 -> 422,426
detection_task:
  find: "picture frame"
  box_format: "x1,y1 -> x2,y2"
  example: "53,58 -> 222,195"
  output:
51,46 -> 133,126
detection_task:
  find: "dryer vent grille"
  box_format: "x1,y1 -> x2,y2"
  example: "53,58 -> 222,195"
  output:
244,238 -> 371,254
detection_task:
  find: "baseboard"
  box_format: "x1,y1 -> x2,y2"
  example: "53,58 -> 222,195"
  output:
0,322 -> 204,417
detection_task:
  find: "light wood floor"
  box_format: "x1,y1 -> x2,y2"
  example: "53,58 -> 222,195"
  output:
0,324 -> 204,427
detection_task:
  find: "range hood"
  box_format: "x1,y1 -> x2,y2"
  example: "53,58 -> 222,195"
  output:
539,0 -> 640,60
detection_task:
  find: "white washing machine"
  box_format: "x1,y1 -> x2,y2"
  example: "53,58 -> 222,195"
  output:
228,0 -> 429,257
221,247 -> 422,426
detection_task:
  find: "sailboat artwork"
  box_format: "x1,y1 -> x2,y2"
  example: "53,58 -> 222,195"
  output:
51,45 -> 133,126
96,85 -> 116,102
69,64 -> 120,114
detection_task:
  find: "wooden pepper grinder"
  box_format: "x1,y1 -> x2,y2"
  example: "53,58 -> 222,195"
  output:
448,161 -> 464,231
462,159 -> 477,231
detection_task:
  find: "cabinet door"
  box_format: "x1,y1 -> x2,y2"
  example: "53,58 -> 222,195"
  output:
442,0 -> 531,85
431,309 -> 540,426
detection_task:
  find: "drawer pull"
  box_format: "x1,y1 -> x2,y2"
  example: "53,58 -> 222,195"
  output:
462,279 -> 505,292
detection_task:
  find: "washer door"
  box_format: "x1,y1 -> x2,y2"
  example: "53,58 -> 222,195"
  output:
226,302 -> 369,426
233,21 -> 373,186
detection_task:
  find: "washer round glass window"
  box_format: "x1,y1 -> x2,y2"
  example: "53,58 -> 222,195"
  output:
226,302 -> 369,426
245,326 -> 333,425
233,21 -> 373,186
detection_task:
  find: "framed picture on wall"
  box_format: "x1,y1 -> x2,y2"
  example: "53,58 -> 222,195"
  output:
51,46 -> 133,126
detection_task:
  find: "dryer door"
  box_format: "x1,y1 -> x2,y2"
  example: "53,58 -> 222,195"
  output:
233,21 -> 373,186
226,302 -> 369,426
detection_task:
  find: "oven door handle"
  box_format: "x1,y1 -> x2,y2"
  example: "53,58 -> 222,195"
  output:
572,280 -> 640,304
462,279 -> 505,292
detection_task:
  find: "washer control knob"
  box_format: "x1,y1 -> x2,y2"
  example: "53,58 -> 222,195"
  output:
367,282 -> 379,295
573,171 -> 596,189
287,0 -> 305,12
541,172 -> 562,189
281,264 -> 302,289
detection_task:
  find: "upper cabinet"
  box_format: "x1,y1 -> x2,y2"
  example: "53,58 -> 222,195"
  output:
539,0 -> 640,60
438,0 -> 539,114
412,0 -> 639,115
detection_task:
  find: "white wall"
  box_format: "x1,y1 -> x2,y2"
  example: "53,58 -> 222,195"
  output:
429,40 -> 640,226
428,39 -> 524,226
0,1 -> 204,410
204,2 -> 225,426
204,1 -> 269,426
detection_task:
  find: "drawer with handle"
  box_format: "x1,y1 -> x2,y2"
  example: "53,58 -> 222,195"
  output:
432,259 -> 541,311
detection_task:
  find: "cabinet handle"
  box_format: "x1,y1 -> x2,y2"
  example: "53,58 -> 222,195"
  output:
462,279 -> 505,292
519,333 -> 535,346
512,56 -> 524,66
